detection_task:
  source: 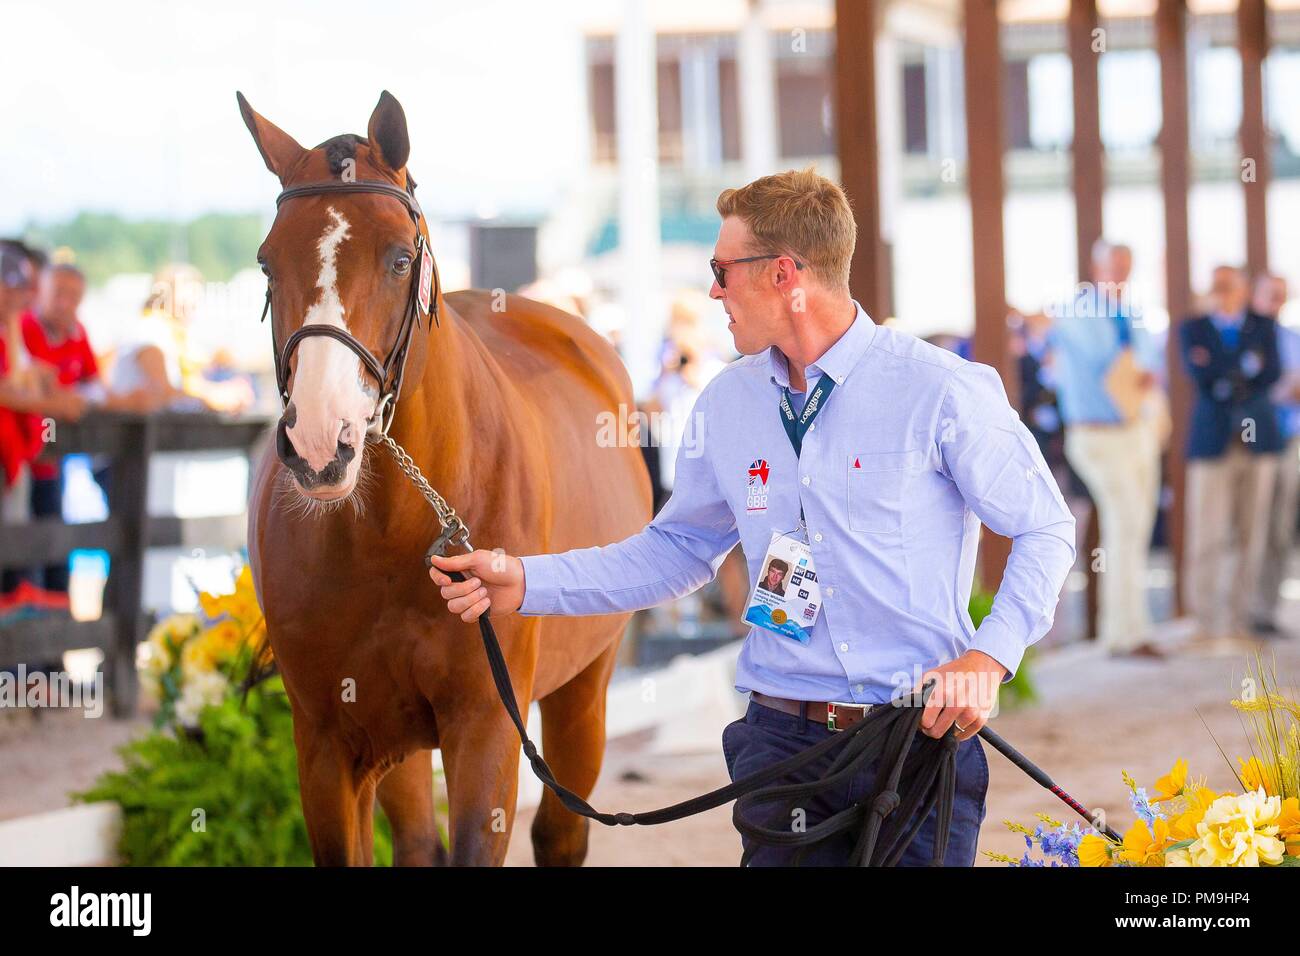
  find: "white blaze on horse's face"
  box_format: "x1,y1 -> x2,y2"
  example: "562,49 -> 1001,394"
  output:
283,206 -> 377,496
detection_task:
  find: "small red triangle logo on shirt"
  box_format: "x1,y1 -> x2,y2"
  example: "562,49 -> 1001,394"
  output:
853,458 -> 861,468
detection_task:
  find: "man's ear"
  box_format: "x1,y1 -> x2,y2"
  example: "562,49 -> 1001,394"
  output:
237,92 -> 307,182
366,90 -> 411,173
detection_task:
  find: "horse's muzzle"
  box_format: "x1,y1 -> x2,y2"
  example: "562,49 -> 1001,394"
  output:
277,403 -> 357,491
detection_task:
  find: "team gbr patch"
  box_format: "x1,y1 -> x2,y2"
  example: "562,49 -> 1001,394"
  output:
746,458 -> 770,513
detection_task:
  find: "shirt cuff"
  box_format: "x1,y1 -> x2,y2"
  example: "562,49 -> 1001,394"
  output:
969,617 -> 1027,682
517,554 -> 560,616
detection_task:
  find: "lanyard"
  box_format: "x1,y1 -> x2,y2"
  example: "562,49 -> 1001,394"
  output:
778,373 -> 837,458
778,373 -> 837,532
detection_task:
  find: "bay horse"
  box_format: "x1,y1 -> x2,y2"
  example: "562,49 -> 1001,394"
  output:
239,90 -> 652,865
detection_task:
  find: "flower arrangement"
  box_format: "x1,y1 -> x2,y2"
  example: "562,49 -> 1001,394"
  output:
139,565 -> 268,730
78,564 -> 404,865
988,656 -> 1300,867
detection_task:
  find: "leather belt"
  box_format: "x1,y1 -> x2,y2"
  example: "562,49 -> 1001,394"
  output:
750,691 -> 875,732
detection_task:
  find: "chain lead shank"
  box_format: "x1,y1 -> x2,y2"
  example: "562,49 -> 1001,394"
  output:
374,433 -> 473,555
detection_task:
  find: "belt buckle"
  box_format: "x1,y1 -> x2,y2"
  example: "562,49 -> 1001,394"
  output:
826,700 -> 869,732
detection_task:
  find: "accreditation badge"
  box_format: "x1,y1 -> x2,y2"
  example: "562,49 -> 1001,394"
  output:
743,530 -> 822,644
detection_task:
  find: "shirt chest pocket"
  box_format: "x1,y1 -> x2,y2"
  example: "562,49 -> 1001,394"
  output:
846,450 -> 921,534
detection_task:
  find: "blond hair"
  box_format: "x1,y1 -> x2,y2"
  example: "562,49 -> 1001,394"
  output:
715,167 -> 856,290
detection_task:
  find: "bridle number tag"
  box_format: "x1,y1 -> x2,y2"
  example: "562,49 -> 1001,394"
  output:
418,241 -> 434,316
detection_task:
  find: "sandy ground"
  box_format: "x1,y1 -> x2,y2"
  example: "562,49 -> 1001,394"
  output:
3,614 -> 1297,867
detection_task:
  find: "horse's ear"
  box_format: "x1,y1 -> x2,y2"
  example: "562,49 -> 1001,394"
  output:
367,90 -> 411,173
237,91 -> 306,182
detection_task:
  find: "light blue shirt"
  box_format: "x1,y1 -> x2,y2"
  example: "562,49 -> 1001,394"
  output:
519,303 -> 1077,705
1277,324 -> 1300,439
1047,288 -> 1160,425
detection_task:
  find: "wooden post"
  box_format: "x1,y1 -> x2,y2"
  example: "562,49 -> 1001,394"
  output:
963,0 -> 1015,590
105,418 -> 154,717
1069,0 -> 1105,281
1239,0 -> 1270,277
834,0 -> 888,323
1157,0 -> 1193,615
1069,0 -> 1105,639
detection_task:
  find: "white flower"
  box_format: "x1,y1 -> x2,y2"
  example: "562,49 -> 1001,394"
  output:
1187,789 -> 1285,867
173,670 -> 229,729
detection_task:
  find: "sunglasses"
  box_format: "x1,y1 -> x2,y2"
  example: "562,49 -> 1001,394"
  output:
709,254 -> 803,289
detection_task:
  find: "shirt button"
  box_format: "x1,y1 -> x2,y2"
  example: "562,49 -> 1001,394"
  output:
814,533 -> 823,542
839,642 -> 849,652
825,586 -> 834,597
855,683 -> 864,694
801,476 -> 810,486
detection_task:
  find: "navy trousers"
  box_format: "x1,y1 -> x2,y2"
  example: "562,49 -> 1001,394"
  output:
722,699 -> 989,866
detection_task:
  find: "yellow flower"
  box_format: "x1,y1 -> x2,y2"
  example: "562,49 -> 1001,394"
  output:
143,613 -> 200,672
180,631 -> 221,679
1188,789 -> 1285,867
1237,756 -> 1278,797
1077,833 -> 1114,867
198,565 -> 262,629
1164,847 -> 1192,866
1170,786 -> 1218,842
1152,759 -> 1188,803
1278,797 -> 1300,856
1120,818 -> 1174,867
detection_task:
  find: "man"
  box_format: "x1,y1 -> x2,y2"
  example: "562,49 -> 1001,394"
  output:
1256,273 -> 1296,637
1182,265 -> 1283,644
21,263 -> 100,593
429,169 -> 1076,866
1045,240 -> 1164,657
758,558 -> 788,597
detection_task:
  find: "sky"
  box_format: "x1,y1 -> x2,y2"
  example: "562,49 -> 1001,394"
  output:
0,0 -> 604,232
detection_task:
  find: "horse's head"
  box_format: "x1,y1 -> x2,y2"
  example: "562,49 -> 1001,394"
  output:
239,90 -> 432,504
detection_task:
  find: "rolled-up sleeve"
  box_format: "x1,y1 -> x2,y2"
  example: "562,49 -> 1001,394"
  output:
938,362 -> 1077,679
519,384 -> 740,617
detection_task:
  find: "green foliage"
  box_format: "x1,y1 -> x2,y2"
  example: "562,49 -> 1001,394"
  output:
969,589 -> 1038,708
23,211 -> 265,286
75,678 -> 394,867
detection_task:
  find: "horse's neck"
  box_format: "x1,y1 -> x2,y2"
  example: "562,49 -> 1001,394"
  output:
372,307 -> 502,537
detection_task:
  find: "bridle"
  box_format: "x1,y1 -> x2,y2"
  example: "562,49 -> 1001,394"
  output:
260,171 -> 471,551
259,174 -> 441,439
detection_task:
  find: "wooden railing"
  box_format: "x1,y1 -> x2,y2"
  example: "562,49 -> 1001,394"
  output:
0,411 -> 273,717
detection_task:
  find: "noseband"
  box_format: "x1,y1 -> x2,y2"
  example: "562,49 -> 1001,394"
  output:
259,175 -> 441,437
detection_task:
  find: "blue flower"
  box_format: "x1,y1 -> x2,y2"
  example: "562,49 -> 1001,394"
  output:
1130,787 -> 1165,827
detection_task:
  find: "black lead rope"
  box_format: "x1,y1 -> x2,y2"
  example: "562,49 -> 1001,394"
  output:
429,563 -> 1122,864
434,561 -> 967,865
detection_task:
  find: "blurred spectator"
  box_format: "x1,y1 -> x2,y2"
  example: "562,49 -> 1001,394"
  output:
21,261 -> 145,592
1046,240 -> 1165,657
0,242 -> 85,600
1182,265 -> 1282,644
110,264 -> 252,413
1254,273 -> 1295,637
643,292 -> 727,509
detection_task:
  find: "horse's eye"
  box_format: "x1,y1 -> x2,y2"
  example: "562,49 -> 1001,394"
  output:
394,255 -> 413,276
258,259 -> 273,280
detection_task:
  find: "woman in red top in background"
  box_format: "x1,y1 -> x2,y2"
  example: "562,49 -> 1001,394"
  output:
0,243 -> 86,602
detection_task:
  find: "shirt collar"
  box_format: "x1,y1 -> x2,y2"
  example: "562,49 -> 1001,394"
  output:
767,300 -> 878,390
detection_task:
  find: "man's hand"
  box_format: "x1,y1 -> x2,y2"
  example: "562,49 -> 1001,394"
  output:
427,548 -> 525,622
914,650 -> 1007,742
46,389 -> 87,421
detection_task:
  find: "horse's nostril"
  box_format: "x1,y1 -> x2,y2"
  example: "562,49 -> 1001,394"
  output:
276,415 -> 299,464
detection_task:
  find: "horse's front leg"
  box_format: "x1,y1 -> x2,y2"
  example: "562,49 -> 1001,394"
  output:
439,703 -> 526,866
293,721 -> 364,866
